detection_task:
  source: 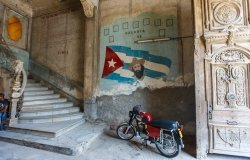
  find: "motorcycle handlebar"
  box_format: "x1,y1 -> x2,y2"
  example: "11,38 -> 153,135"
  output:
129,110 -> 140,117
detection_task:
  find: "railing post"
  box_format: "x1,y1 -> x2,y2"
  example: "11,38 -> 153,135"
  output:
8,61 -> 27,126
8,93 -> 19,125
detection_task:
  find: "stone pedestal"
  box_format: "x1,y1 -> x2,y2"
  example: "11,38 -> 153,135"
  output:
9,96 -> 19,125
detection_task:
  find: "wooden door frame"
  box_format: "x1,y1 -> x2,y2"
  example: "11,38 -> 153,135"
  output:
193,0 -> 209,159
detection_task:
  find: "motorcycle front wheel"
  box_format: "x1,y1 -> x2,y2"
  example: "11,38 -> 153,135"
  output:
155,132 -> 181,158
116,123 -> 135,140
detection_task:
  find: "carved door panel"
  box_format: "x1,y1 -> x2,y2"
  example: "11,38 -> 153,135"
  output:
209,49 -> 250,157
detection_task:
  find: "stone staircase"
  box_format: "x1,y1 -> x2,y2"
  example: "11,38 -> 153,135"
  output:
18,79 -> 83,123
0,78 -> 106,155
5,78 -> 85,138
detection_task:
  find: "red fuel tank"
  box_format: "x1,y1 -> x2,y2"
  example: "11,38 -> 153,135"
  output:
140,112 -> 153,123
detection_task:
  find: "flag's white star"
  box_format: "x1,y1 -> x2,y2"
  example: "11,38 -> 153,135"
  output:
108,59 -> 117,68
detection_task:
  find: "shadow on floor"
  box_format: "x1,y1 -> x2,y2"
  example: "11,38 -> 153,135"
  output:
104,126 -> 197,158
183,134 -> 196,158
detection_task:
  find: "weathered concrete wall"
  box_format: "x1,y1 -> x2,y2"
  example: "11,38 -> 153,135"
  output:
30,6 -> 85,100
99,0 -> 182,95
0,68 -> 13,99
97,86 -> 195,135
93,0 -> 195,135
98,0 -> 194,95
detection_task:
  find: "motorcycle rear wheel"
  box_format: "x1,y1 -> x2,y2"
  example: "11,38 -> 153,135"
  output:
155,132 -> 181,158
116,123 -> 135,140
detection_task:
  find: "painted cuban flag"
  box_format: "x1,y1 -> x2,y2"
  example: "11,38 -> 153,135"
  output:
101,46 -> 172,84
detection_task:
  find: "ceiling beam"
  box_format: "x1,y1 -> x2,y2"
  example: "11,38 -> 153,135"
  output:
0,0 -> 33,17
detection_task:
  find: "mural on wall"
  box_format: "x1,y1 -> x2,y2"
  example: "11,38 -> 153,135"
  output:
2,7 -> 28,49
99,12 -> 180,95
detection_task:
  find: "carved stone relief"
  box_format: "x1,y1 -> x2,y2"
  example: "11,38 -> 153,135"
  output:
216,68 -> 227,105
215,64 -> 247,109
205,0 -> 248,30
216,127 -> 248,148
203,0 -> 250,157
215,50 -> 246,63
210,125 -> 250,154
213,2 -> 241,25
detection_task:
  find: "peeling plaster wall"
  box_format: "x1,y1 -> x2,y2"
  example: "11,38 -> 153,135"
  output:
94,0 -> 195,135
0,68 -> 13,99
30,6 -> 85,100
98,0 -> 194,95
97,86 -> 195,135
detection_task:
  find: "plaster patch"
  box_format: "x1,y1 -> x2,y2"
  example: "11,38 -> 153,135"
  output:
97,76 -> 186,96
184,73 -> 195,87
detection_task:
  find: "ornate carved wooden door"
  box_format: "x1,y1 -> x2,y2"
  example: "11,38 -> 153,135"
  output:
194,0 -> 250,158
207,47 -> 250,157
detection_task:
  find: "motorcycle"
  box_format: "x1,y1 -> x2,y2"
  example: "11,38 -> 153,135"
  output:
116,105 -> 184,158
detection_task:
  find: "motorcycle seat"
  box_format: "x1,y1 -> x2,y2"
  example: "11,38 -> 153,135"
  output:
148,120 -> 178,130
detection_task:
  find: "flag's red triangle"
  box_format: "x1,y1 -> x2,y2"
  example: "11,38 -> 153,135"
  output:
102,47 -> 124,78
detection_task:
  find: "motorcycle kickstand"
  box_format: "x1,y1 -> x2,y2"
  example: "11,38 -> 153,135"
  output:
141,139 -> 148,147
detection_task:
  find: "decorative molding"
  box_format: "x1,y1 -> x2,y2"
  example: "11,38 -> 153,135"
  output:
220,25 -> 245,46
194,37 -> 201,56
213,2 -> 241,25
215,65 -> 247,108
203,0 -> 250,157
216,68 -> 227,105
204,0 -> 248,30
215,50 -> 246,63
217,128 -> 247,148
12,60 -> 24,92
80,0 -> 94,18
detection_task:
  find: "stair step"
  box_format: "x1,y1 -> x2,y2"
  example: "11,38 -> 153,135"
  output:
24,94 -> 60,101
25,87 -> 48,91
23,98 -> 67,106
24,90 -> 54,96
22,102 -> 74,111
19,113 -> 84,123
27,79 -> 36,83
20,107 -> 80,117
0,122 -> 105,155
5,120 -> 85,138
26,83 -> 42,87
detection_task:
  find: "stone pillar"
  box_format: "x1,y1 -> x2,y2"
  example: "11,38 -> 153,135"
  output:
84,99 -> 97,120
83,6 -> 99,120
193,0 -> 208,159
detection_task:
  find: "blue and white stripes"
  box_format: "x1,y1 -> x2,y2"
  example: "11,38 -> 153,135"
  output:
103,46 -> 172,83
